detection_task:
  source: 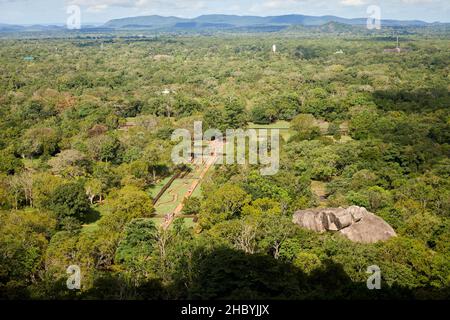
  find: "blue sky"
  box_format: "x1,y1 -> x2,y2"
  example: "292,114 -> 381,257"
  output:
0,0 -> 449,25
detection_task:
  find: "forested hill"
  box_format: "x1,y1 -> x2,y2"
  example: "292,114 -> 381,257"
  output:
0,14 -> 444,34
103,14 -> 432,29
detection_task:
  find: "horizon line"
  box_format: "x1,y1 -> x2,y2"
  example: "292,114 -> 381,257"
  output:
1,12 -> 449,26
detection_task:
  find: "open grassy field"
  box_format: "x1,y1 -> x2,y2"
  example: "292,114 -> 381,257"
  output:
81,204 -> 109,234
248,120 -> 292,141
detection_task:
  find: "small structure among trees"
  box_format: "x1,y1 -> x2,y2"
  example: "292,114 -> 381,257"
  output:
384,36 -> 409,53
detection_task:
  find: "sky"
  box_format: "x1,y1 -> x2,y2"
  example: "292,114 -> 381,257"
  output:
0,0 -> 449,25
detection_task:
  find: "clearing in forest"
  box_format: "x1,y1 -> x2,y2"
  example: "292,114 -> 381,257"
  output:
248,120 -> 292,141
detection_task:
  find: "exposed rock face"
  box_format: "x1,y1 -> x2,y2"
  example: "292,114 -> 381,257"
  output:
293,206 -> 396,244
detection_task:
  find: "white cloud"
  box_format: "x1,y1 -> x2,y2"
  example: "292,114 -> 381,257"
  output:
66,0 -> 166,11
340,0 -> 366,6
61,0 -> 448,14
249,0 -> 322,14
85,4 -> 108,12
65,0 -> 214,11
401,0 -> 433,3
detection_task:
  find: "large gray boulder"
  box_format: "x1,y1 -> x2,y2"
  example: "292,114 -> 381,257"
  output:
293,206 -> 396,244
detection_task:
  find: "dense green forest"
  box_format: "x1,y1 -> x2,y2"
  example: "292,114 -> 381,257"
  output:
0,30 -> 449,299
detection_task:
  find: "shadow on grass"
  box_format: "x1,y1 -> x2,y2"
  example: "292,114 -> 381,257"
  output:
83,208 -> 101,224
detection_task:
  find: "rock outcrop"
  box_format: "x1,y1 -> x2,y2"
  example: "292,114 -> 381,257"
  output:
293,206 -> 396,244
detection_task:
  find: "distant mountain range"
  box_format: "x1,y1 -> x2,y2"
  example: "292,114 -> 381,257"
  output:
0,14 -> 446,33
0,23 -> 66,32
103,14 -> 437,29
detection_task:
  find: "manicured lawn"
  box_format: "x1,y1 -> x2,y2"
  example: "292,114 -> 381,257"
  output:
248,120 -> 290,130
154,179 -> 191,215
191,182 -> 202,198
149,176 -> 173,198
248,120 -> 292,142
154,163 -> 206,216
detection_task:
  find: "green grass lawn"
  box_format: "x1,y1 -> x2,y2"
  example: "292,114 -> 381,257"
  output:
81,223 -> 99,233
154,179 -> 192,215
82,206 -> 197,233
248,120 -> 290,130
339,135 -> 353,143
82,152 -> 207,232
150,217 -> 165,226
21,158 -> 43,170
311,180 -> 326,196
181,217 -> 196,228
191,182 -> 202,198
81,204 -> 109,234
154,164 -> 206,216
248,120 -> 292,142
149,176 -> 173,198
